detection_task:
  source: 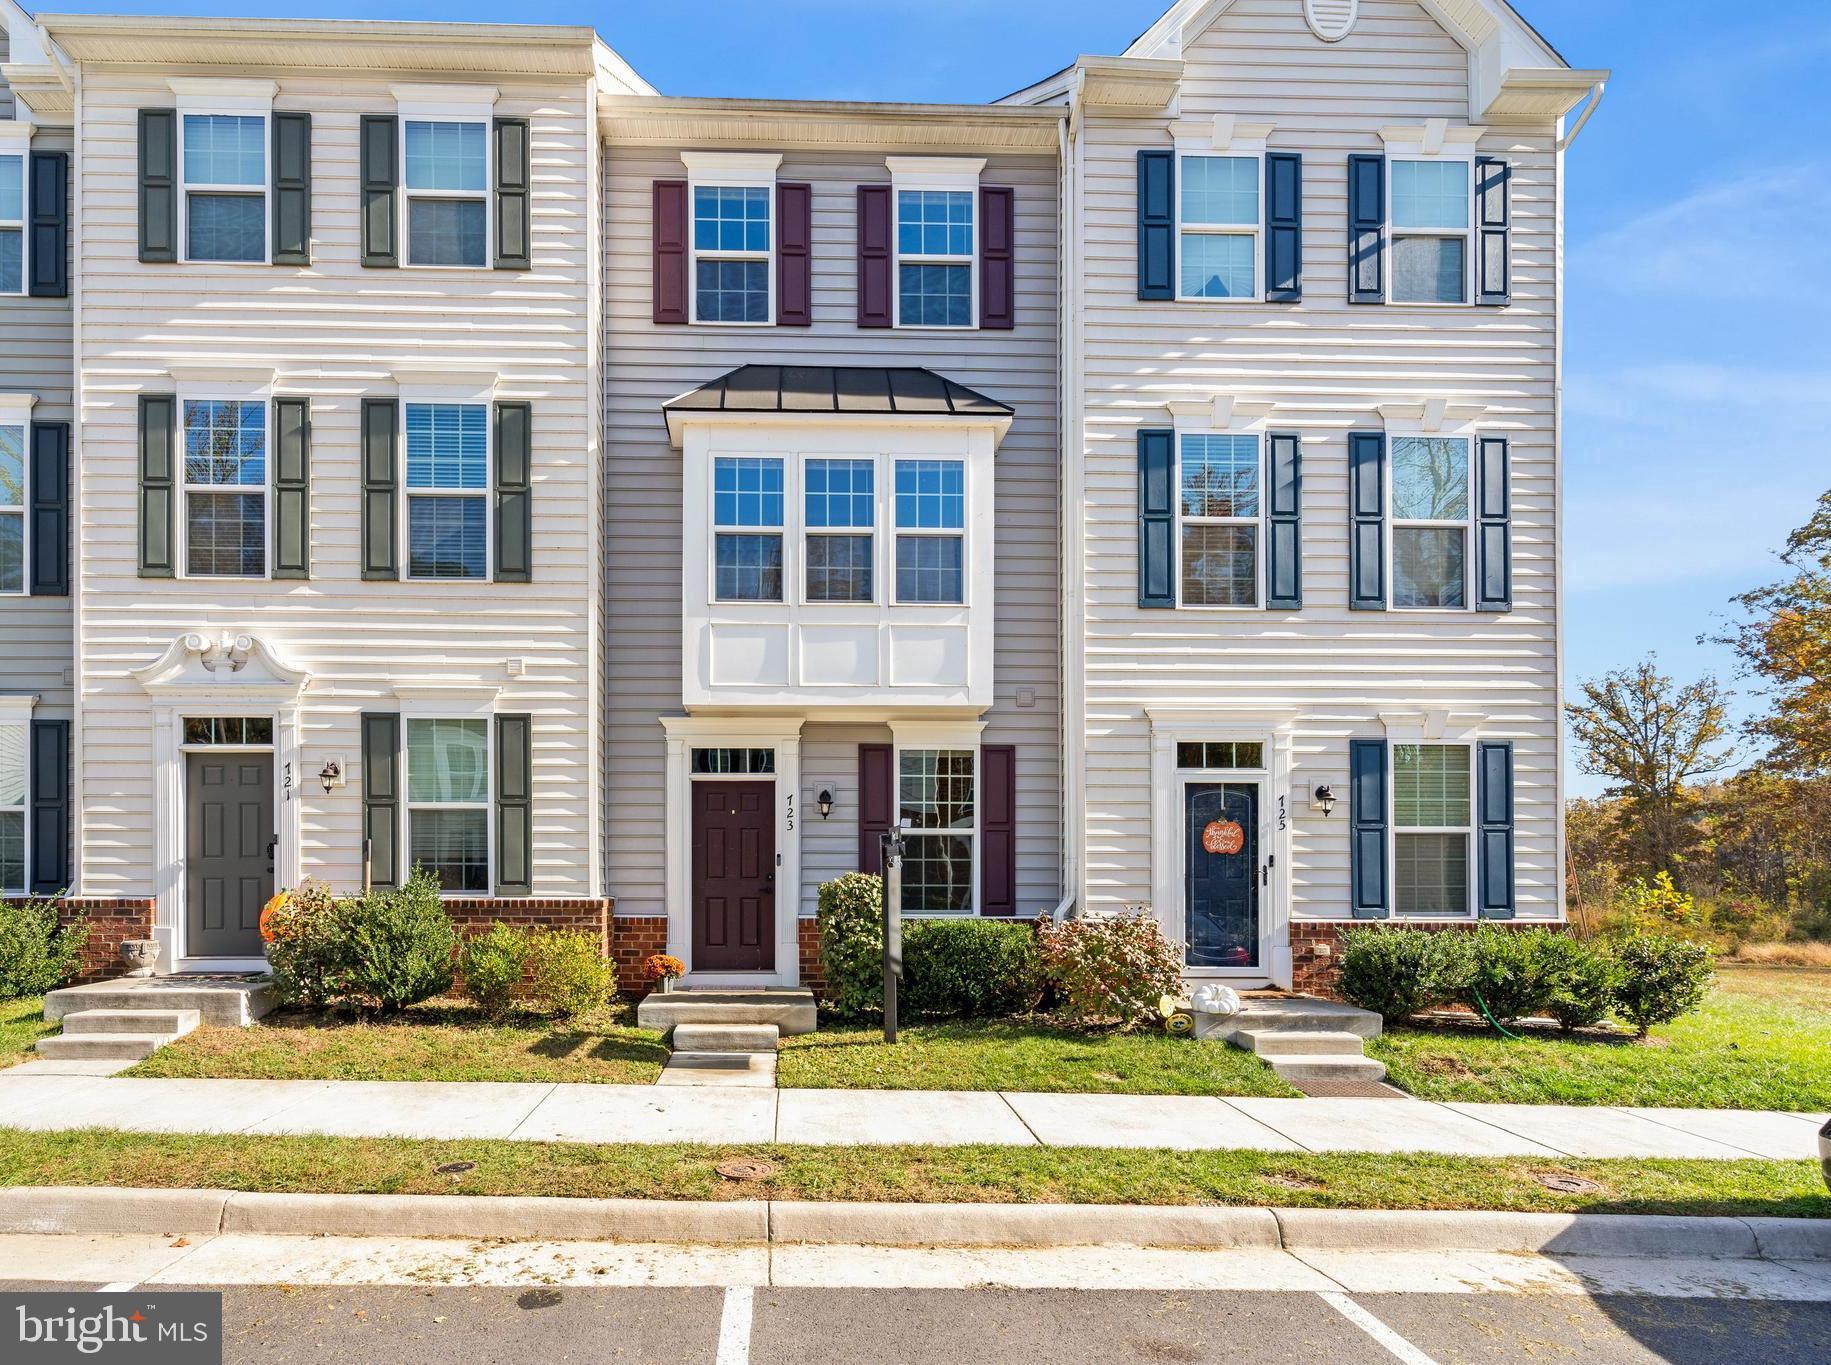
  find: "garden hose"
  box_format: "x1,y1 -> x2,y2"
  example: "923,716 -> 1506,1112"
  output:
1471,987 -> 1524,1040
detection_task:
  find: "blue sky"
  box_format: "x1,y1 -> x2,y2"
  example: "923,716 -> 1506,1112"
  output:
37,0 -> 1831,793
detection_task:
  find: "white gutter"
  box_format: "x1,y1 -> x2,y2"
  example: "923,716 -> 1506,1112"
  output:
1557,79 -> 1606,151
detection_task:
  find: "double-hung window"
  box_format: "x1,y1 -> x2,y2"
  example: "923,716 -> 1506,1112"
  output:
404,120 -> 488,268
692,185 -> 771,323
896,189 -> 974,327
1394,743 -> 1472,916
1391,160 -> 1471,304
0,720 -> 23,892
1178,433 -> 1259,607
405,403 -> 489,580
406,717 -> 490,893
0,422 -> 23,594
804,458 -> 874,603
893,459 -> 964,604
714,456 -> 784,602
0,152 -> 22,294
183,400 -> 266,578
182,113 -> 267,263
1390,435 -> 1470,609
899,748 -> 975,914
1178,155 -> 1259,300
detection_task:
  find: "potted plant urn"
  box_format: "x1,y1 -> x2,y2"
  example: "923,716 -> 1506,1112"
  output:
643,954 -> 686,994
119,939 -> 161,978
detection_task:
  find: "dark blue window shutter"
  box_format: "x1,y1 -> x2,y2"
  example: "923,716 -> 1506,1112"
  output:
28,151 -> 68,297
1350,739 -> 1389,919
29,718 -> 70,895
361,712 -> 401,889
1264,152 -> 1302,303
1136,150 -> 1175,301
1265,431 -> 1301,609
28,421 -> 69,597
1477,741 -> 1516,918
1475,157 -> 1512,306
1476,435 -> 1511,612
1347,153 -> 1385,304
1348,431 -> 1386,610
1137,428 -> 1176,608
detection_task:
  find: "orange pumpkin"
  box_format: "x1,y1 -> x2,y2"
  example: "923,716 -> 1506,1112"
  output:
258,889 -> 291,944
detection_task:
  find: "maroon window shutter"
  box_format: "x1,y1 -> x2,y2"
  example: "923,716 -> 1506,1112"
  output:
856,184 -> 893,328
777,182 -> 813,327
980,745 -> 1017,915
652,180 -> 688,325
979,186 -> 1015,330
858,743 -> 894,875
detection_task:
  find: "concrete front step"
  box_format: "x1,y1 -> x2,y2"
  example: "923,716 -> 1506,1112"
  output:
43,978 -> 274,1028
636,989 -> 816,1037
669,1022 -> 781,1054
1226,998 -> 1383,1040
60,1008 -> 200,1038
35,1033 -> 170,1062
1266,1054 -> 1389,1085
1238,1028 -> 1370,1058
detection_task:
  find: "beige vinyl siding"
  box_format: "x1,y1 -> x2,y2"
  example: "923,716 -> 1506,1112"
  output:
1077,0 -> 1561,921
72,74 -> 600,899
602,144 -> 1063,920
0,123 -> 73,724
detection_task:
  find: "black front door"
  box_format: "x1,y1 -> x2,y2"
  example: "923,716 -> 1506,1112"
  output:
1185,782 -> 1259,969
185,751 -> 275,958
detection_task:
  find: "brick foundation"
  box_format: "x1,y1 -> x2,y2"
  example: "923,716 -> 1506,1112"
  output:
53,898 -> 158,984
444,899 -> 613,955
798,918 -> 825,996
1291,919 -> 1558,997
609,914 -> 670,997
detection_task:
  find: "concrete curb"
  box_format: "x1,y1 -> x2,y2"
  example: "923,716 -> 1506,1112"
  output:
1,1188 -> 1824,1259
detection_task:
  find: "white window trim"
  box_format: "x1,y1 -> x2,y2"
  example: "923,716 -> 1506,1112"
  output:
799,455 -> 878,607
1167,397 -> 1275,611
1389,739 -> 1478,920
890,456 -> 968,607
0,122 -> 30,298
394,85 -> 500,273
0,391 -> 35,597
402,713 -> 496,897
683,151 -> 780,328
1172,117 -> 1273,305
400,397 -> 493,584
171,80 -> 277,268
709,453 -> 787,605
887,156 -> 983,331
1386,432 -> 1473,613
1380,122 -> 1484,308
0,694 -> 33,895
889,719 -> 984,917
177,394 -> 272,582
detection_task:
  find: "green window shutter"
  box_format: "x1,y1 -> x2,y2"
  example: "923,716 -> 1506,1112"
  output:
29,718 -> 70,896
361,713 -> 401,890
495,713 -> 533,896
1347,430 -> 1386,610
359,115 -> 398,268
138,109 -> 177,264
271,111 -> 312,266
1265,431 -> 1302,610
1477,741 -> 1517,918
1475,435 -> 1512,612
273,397 -> 311,579
493,401 -> 532,583
1137,428 -> 1175,608
493,117 -> 531,271
138,395 -> 176,577
361,398 -> 399,580
1349,739 -> 1389,919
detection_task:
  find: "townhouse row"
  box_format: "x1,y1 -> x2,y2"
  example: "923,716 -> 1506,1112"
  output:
0,0 -> 1603,992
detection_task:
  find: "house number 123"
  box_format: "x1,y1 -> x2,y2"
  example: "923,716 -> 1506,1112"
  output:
784,793 -> 795,832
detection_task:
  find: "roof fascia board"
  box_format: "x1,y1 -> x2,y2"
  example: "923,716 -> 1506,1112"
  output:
664,410 -> 1013,450
600,95 -> 1061,154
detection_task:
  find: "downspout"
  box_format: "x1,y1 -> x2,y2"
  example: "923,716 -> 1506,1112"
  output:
1557,79 -> 1605,152
1056,68 -> 1087,923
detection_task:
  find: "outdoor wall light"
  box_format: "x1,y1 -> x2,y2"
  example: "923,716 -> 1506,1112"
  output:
817,789 -> 835,819
319,758 -> 344,795
1313,784 -> 1337,817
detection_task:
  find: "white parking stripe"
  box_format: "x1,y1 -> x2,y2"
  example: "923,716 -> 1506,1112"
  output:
97,1282 -> 139,1293
1318,1292 -> 1440,1365
715,1285 -> 754,1365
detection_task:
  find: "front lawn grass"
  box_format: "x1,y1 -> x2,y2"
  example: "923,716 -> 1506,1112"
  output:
125,1002 -> 668,1086
1371,964 -> 1831,1110
0,1127 -> 1823,1218
0,997 -> 53,1068
778,1019 -> 1300,1097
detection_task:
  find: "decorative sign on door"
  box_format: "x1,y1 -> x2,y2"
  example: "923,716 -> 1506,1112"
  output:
1201,820 -> 1246,855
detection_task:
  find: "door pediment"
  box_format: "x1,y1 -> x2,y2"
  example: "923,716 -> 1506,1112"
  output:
135,632 -> 310,699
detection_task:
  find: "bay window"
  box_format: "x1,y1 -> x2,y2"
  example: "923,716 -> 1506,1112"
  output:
0,422 -> 22,594
405,403 -> 488,580
0,721 -> 22,893
1394,743 -> 1472,916
406,717 -> 490,893
804,458 -> 874,603
1178,433 -> 1259,607
0,153 -> 22,293
899,748 -> 975,913
182,113 -> 267,263
1391,160 -> 1471,305
183,399 -> 267,578
404,120 -> 488,268
714,456 -> 784,602
1178,154 -> 1259,300
1390,435 -> 1470,609
893,459 -> 964,603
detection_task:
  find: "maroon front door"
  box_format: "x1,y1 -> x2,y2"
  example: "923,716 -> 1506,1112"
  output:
691,781 -> 777,972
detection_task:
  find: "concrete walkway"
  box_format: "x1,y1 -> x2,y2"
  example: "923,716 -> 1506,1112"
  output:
1,1069 -> 1823,1159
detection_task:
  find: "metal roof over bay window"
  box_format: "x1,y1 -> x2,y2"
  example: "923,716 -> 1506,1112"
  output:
663,365 -> 1013,447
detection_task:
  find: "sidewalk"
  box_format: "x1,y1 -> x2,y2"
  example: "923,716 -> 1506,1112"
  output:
1,1069 -> 1823,1159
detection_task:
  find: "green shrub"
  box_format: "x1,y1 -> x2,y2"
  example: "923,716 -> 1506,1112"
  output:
526,929 -> 616,1017
337,869 -> 458,1014
262,883 -> 345,1010
816,872 -> 885,1019
458,922 -> 532,1017
902,918 -> 1046,1019
1037,912 -> 1183,1029
0,900 -> 89,1000
1336,927 -> 1473,1022
1536,933 -> 1624,1032
1612,933 -> 1714,1038
1463,926 -> 1562,1025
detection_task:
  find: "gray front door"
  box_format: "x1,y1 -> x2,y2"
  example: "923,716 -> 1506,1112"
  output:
185,751 -> 275,958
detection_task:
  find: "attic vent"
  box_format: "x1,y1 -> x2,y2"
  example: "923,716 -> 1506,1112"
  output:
1304,0 -> 1359,42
